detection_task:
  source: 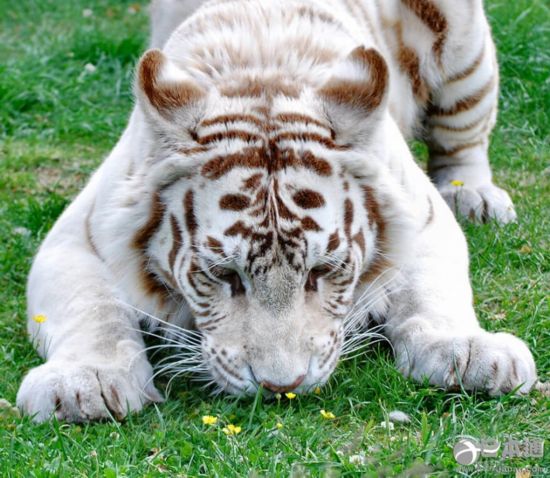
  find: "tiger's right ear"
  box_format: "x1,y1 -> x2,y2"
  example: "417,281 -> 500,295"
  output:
136,49 -> 205,120
318,46 -> 389,144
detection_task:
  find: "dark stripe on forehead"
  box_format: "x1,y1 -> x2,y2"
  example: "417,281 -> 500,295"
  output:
272,132 -> 347,150
274,113 -> 333,135
201,149 -> 264,180
292,189 -> 326,209
219,193 -> 250,211
243,173 -> 264,190
197,130 -> 263,145
201,148 -> 333,180
220,78 -> 300,98
200,113 -> 264,128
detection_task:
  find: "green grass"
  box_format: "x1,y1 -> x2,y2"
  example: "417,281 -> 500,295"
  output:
0,0 -> 548,476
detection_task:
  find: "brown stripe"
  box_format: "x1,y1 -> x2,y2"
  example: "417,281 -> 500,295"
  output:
202,148 -> 264,180
360,185 -> 390,284
292,189 -> 326,209
220,78 -> 299,98
401,0 -> 448,61
447,45 -> 485,83
168,214 -> 183,271
242,173 -> 264,191
431,114 -> 487,133
274,113 -> 333,134
294,5 -> 341,27
344,198 -> 354,240
219,193 -> 250,211
179,146 -> 210,155
200,114 -> 264,128
430,140 -> 484,157
206,236 -> 224,254
132,192 -> 170,300
302,216 -> 322,232
184,190 -> 197,241
428,76 -> 496,117
196,130 -> 263,145
395,24 -> 429,102
271,131 -> 346,150
224,221 -> 252,237
187,269 -> 208,298
327,231 -> 341,252
300,151 -> 333,176
352,230 -> 366,255
133,192 -> 166,251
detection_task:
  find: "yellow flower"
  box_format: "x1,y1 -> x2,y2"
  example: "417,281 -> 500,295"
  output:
450,180 -> 464,187
202,415 -> 218,426
32,314 -> 47,324
320,409 -> 336,420
285,392 -> 297,400
222,424 -> 242,435
276,422 -> 283,430
314,387 -> 321,395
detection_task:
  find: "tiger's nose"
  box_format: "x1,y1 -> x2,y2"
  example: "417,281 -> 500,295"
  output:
261,374 -> 305,393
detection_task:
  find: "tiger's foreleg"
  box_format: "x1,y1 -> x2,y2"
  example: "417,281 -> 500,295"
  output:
383,182 -> 535,395
16,171 -> 162,423
424,7 -> 516,223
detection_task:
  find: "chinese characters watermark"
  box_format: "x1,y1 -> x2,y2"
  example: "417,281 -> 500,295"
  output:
453,436 -> 546,474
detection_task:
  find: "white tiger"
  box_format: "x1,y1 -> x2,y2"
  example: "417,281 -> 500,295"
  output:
17,0 -> 537,422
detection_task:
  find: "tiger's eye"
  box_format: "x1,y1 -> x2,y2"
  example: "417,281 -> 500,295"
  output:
214,268 -> 245,296
226,271 -> 245,296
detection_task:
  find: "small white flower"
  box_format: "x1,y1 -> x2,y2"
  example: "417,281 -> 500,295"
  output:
349,452 -> 367,465
82,8 -> 93,18
84,63 -> 97,74
388,410 -> 411,424
13,227 -> 31,237
379,420 -> 395,431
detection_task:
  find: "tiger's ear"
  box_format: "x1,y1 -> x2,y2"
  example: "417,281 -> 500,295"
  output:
136,49 -> 205,120
319,46 -> 389,143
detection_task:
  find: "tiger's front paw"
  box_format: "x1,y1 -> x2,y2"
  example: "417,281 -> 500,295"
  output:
437,182 -> 517,224
17,360 -> 163,423
400,332 -> 537,396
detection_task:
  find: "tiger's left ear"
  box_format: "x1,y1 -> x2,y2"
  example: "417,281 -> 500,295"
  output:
136,49 -> 205,121
319,46 -> 389,143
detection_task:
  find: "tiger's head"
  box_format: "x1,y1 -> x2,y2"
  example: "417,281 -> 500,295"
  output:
132,45 -> 413,395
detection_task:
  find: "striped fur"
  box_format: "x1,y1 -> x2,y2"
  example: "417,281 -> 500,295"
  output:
18,0 -> 536,422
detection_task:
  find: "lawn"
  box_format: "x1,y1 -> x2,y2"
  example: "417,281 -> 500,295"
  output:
0,0 -> 548,476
